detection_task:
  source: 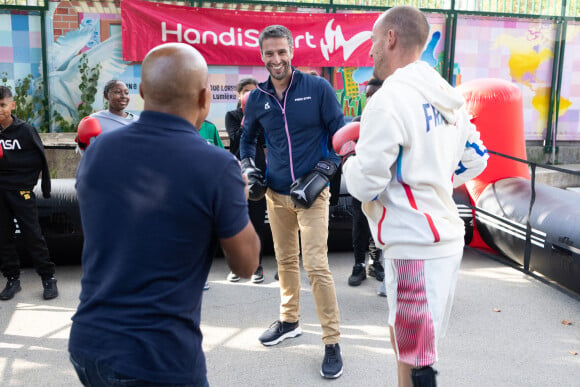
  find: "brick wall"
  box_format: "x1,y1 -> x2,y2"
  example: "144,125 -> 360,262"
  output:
53,1 -> 79,41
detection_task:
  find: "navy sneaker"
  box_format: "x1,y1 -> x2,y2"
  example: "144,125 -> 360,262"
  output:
348,263 -> 366,286
0,278 -> 21,301
321,343 -> 343,379
368,260 -> 385,282
258,320 -> 302,346
42,277 -> 59,300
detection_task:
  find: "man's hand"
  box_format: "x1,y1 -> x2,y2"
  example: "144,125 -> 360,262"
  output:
240,164 -> 250,201
241,158 -> 266,201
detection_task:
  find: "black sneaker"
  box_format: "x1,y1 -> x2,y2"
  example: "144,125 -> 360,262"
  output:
258,320 -> 302,346
321,343 -> 343,379
368,260 -> 385,282
42,277 -> 59,300
411,366 -> 438,385
0,278 -> 21,301
348,263 -> 366,286
251,265 -> 264,283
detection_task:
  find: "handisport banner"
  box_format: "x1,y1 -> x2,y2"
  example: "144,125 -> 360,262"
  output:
121,0 -> 380,67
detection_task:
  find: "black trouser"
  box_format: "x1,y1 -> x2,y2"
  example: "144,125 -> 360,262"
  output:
0,189 -> 55,279
351,196 -> 380,265
248,197 -> 266,265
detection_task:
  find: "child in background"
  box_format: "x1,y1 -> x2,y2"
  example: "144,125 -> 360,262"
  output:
0,86 -> 58,301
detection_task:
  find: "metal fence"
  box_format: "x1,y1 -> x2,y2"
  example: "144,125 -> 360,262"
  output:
0,0 -> 45,8
468,148 -> 580,295
189,1 -> 577,17
3,0 -> 577,17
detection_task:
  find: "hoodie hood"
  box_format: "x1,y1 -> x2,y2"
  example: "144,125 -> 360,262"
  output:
389,61 -> 465,125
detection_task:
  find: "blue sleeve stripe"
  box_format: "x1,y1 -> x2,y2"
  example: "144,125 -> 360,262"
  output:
466,141 -> 488,156
455,161 -> 467,175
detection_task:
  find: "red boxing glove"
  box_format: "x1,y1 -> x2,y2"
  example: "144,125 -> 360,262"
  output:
0,143 -> 3,159
332,121 -> 360,161
76,116 -> 102,150
337,140 -> 356,160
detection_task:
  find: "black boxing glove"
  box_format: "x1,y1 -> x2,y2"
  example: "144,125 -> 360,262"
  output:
241,158 -> 267,201
290,159 -> 337,209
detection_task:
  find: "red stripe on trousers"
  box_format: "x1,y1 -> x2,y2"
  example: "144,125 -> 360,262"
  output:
393,259 -> 436,366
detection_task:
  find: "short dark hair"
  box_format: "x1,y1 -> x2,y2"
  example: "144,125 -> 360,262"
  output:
365,78 -> 383,99
103,79 -> 122,99
236,77 -> 258,94
367,78 -> 383,88
259,25 -> 293,52
0,85 -> 13,99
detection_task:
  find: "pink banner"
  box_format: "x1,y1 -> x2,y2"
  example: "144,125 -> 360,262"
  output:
121,0 -> 380,66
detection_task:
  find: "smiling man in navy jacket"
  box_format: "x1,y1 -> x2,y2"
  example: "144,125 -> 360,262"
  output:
240,24 -> 345,379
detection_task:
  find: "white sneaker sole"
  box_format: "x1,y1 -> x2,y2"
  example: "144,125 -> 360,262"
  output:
251,276 -> 264,284
321,348 -> 343,379
260,326 -> 302,346
320,367 -> 343,379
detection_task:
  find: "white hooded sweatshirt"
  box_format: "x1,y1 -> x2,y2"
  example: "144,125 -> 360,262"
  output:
343,61 -> 488,260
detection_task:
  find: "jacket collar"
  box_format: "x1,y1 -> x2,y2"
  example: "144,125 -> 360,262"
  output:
260,66 -> 300,95
137,111 -> 199,134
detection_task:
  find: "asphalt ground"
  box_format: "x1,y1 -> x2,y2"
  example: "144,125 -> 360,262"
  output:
0,248 -> 578,386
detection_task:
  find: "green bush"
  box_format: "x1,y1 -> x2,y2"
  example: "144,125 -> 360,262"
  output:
1,73 -> 49,133
3,53 -> 101,133
53,53 -> 102,132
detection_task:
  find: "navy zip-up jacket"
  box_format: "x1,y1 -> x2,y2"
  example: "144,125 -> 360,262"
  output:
240,68 -> 345,194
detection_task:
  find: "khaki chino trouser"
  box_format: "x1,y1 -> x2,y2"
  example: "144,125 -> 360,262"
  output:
266,187 -> 341,344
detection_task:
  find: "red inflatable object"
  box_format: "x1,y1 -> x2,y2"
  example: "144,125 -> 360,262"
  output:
457,78 -> 530,202
457,78 -> 530,250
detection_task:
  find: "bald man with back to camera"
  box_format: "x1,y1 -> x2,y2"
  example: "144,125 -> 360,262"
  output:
69,43 -> 260,386
338,6 -> 488,387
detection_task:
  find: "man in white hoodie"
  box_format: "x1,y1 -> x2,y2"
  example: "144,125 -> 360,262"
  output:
338,6 -> 488,387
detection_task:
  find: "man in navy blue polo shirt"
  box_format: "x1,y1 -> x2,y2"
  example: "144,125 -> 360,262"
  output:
69,43 -> 260,386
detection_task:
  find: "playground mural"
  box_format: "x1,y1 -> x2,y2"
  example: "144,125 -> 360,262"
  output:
0,2 -> 578,141
335,14 -> 446,119
454,15 -> 575,141
558,21 -> 580,141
